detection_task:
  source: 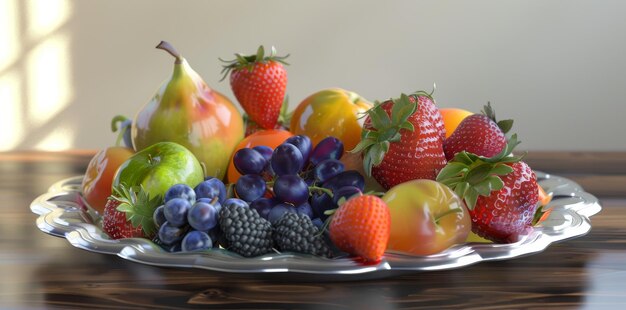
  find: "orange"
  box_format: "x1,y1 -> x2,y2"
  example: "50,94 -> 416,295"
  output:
290,88 -> 372,151
439,108 -> 473,138
226,129 -> 294,183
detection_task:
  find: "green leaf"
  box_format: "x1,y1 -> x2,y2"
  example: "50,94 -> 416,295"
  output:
381,140 -> 390,153
368,105 -> 392,130
363,150 -> 374,177
487,175 -> 504,191
379,128 -> 399,141
454,182 -> 470,199
436,162 -> 468,181
256,45 -> 265,61
466,163 -> 493,184
464,188 -> 480,210
391,94 -> 417,125
350,138 -> 376,153
454,152 -> 475,166
491,164 -> 514,175
389,132 -> 402,142
474,179 -> 493,196
439,176 -> 463,187
399,121 -> 414,132
369,143 -> 386,166
497,119 -> 514,134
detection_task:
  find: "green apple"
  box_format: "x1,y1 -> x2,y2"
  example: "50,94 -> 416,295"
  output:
112,141 -> 204,199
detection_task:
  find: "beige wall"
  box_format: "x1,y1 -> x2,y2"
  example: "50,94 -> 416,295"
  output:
1,0 -> 625,151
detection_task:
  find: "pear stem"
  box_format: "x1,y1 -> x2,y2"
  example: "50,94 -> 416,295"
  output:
156,41 -> 183,64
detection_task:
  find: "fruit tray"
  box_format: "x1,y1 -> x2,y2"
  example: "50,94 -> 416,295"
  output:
30,171 -> 600,280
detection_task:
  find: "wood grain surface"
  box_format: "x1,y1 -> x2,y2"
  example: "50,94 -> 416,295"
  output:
1,151 -> 625,309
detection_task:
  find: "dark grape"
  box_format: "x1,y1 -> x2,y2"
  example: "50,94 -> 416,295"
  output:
271,143 -> 304,176
158,221 -> 187,245
197,197 -> 222,215
322,170 -> 365,192
313,159 -> 345,183
310,192 -> 336,220
188,201 -> 219,231
195,178 -> 226,203
332,186 -> 362,205
285,135 -> 312,163
153,205 -> 166,228
268,203 -> 296,224
235,174 -> 267,202
250,197 -> 279,220
163,198 -> 191,227
309,136 -> 344,165
222,198 -> 248,209
233,148 -> 267,175
295,202 -> 313,219
181,230 -> 212,252
252,145 -> 273,162
273,175 -> 309,205
164,184 -> 196,204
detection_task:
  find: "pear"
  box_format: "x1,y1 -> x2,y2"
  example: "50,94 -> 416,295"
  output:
132,41 -> 244,180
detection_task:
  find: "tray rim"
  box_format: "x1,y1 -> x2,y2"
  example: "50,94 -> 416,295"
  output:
30,171 -> 602,278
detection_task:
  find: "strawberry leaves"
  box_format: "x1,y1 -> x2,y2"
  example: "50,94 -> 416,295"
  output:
220,45 -> 289,81
483,102 -> 514,134
437,134 -> 523,210
110,184 -> 162,236
352,93 -> 417,176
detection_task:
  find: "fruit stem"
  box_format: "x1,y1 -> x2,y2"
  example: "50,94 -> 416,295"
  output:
309,186 -> 334,198
434,208 -> 463,224
156,41 -> 183,64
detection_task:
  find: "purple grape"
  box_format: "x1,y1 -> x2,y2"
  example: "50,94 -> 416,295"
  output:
311,218 -> 324,230
332,186 -> 362,205
323,170 -> 365,192
163,198 -> 191,227
233,148 -> 267,175
273,175 -> 309,205
268,203 -> 296,224
250,197 -> 279,220
153,205 -> 166,228
310,136 -> 344,165
310,192 -> 336,220
181,230 -> 212,252
252,145 -> 273,162
158,221 -> 186,245
197,198 -> 222,215
222,198 -> 248,209
295,202 -> 313,219
285,135 -> 312,163
313,159 -> 345,183
271,143 -> 304,176
235,174 -> 266,202
194,178 -> 226,203
187,201 -> 219,231
164,184 -> 196,204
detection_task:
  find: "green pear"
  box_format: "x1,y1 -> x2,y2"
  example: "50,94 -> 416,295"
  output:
132,41 -> 244,180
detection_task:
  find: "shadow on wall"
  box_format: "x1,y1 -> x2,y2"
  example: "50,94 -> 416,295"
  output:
0,0 -> 74,151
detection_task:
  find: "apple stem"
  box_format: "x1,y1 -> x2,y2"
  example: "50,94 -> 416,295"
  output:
434,208 -> 463,224
156,41 -> 183,64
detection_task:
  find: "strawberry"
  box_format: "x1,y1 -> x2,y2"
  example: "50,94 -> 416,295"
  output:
353,92 -> 447,190
329,195 -> 391,262
437,135 -> 539,243
102,185 -> 161,240
443,102 -> 513,161
221,46 -> 288,130
243,96 -> 290,136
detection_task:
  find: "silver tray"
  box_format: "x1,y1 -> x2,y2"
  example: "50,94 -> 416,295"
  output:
30,172 -> 601,280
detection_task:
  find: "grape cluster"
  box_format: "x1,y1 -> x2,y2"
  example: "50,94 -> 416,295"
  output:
233,135 -> 365,225
154,178 -> 234,252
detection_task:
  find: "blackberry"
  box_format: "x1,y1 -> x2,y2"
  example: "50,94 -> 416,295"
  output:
218,204 -> 274,257
273,212 -> 331,258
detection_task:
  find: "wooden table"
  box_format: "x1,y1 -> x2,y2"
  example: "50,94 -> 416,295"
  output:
1,151 -> 625,309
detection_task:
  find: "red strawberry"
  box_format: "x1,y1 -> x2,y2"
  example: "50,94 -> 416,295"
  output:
355,92 -> 447,190
329,195 -> 391,262
102,185 -> 160,240
221,46 -> 288,129
443,102 -> 513,161
437,135 -> 539,243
